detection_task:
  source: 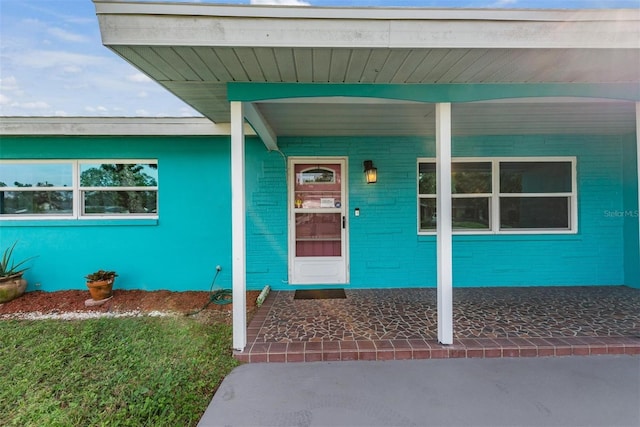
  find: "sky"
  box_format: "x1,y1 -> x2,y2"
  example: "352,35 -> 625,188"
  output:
0,0 -> 637,118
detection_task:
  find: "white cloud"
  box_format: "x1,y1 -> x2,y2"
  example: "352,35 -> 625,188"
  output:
84,105 -> 111,115
0,6 -> 199,118
22,18 -> 41,26
128,73 -> 153,83
178,107 -> 196,117
17,101 -> 51,110
63,82 -> 89,91
62,65 -> 82,73
0,76 -> 19,91
250,0 -> 311,5
11,50 -> 108,70
48,27 -> 89,43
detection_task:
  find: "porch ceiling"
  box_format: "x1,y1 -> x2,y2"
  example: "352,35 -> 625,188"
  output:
255,99 -> 637,136
94,2 -> 640,136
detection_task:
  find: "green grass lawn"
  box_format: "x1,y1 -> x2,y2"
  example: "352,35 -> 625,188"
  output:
0,316 -> 239,426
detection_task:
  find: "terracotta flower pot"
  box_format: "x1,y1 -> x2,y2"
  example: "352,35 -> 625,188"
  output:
86,278 -> 114,301
0,273 -> 27,303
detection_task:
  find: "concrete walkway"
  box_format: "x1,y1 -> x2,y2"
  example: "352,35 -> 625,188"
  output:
198,355 -> 639,427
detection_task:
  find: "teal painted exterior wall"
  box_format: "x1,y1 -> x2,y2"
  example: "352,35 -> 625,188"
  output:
0,136 -> 235,292
622,135 -> 640,288
245,134 -> 633,290
1,132 -> 636,292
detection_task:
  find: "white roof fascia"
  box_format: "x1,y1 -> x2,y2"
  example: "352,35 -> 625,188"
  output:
94,2 -> 640,49
93,1 -> 636,22
0,117 -> 256,136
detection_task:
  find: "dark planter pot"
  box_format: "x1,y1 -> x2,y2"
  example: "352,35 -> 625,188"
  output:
86,278 -> 114,301
0,273 -> 27,303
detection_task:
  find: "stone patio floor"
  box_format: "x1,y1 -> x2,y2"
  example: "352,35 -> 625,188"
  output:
234,286 -> 640,363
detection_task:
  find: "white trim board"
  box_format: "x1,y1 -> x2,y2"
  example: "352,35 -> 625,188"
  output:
94,2 -> 639,49
0,117 -> 256,136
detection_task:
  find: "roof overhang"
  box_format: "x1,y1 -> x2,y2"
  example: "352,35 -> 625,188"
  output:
93,1 -> 640,139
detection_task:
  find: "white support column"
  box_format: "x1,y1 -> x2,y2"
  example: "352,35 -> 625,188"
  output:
436,102 -> 453,345
231,101 -> 247,351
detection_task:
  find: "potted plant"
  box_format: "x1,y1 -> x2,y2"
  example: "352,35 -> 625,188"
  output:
85,270 -> 117,301
0,241 -> 35,303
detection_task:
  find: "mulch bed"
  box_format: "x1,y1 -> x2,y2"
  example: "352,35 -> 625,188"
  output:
0,289 -> 261,323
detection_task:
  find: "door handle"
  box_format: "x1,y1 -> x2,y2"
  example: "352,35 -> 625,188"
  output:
342,216 -> 346,229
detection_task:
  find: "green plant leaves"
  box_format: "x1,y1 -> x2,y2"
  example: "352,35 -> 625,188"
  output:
0,241 -> 35,278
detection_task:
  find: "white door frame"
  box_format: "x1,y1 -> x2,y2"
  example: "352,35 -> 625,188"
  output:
288,156 -> 349,285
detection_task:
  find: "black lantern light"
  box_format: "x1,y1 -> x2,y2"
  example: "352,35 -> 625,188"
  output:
363,160 -> 377,184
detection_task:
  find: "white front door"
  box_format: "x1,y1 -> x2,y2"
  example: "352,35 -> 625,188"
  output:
289,157 -> 349,284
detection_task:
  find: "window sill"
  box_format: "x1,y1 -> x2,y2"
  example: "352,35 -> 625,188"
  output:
0,218 -> 159,227
418,232 -> 581,242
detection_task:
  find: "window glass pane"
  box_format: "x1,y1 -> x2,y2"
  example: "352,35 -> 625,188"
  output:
500,197 -> 569,229
80,163 -> 158,187
294,163 -> 341,208
295,213 -> 341,257
0,163 -> 72,188
419,198 -> 437,231
83,191 -> 157,214
453,197 -> 490,230
0,191 -> 73,215
452,162 -> 492,194
297,168 -> 335,184
500,162 -> 572,193
418,163 -> 436,195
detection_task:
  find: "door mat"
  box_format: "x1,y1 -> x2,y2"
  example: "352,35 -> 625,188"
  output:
294,289 -> 346,300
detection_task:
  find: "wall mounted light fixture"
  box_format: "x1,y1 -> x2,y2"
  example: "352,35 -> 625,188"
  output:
363,160 -> 377,184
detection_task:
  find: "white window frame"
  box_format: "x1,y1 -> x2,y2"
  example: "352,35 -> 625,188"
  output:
417,156 -> 577,235
0,160 -> 75,220
0,159 -> 158,221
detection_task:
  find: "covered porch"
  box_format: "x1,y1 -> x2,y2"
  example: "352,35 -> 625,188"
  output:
94,2 -> 640,356
236,286 -> 640,362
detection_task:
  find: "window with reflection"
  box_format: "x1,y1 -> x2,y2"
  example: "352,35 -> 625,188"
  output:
418,161 -> 492,232
80,163 -> 158,215
418,158 -> 575,234
0,160 -> 158,219
452,162 -> 491,230
499,161 -> 572,230
418,163 -> 436,231
0,162 -> 73,216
